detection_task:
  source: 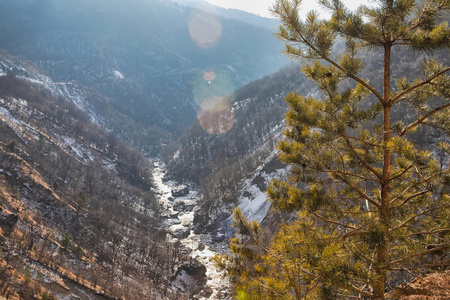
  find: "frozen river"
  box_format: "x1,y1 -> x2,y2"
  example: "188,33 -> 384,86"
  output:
152,160 -> 230,299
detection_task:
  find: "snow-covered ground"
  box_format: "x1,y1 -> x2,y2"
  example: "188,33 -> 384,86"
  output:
52,82 -> 105,126
237,149 -> 289,223
60,136 -> 95,162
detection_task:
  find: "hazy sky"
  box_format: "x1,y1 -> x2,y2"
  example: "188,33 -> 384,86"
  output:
204,0 -> 372,18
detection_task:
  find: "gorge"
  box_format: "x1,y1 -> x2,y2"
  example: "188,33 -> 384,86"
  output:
0,0 -> 448,299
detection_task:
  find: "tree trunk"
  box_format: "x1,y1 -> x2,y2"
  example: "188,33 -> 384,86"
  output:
374,42 -> 393,300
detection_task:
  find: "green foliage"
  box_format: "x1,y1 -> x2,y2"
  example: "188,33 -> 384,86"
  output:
220,1 -> 450,299
60,231 -> 84,257
36,271 -> 44,283
60,231 -> 72,249
73,244 -> 83,256
41,291 -> 57,300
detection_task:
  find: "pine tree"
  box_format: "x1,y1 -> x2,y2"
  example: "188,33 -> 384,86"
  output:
217,0 -> 450,299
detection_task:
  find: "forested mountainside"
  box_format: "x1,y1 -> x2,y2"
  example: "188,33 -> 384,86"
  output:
0,49 -> 172,156
0,0 -> 286,138
0,0 -> 290,297
162,63 -> 314,229
0,57 -> 197,299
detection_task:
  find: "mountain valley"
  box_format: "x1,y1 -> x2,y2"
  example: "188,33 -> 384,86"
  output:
0,0 -> 448,299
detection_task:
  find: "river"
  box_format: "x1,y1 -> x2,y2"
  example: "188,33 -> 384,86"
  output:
152,160 -> 230,299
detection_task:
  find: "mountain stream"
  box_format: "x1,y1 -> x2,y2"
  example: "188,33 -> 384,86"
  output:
152,160 -> 230,299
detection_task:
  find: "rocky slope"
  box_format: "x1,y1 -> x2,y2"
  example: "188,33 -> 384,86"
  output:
163,63 -> 315,233
0,54 -> 199,299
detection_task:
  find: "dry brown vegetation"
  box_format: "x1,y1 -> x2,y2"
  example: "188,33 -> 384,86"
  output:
394,271 -> 450,299
0,74 -> 192,299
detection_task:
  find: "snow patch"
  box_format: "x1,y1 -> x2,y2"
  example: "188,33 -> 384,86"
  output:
0,106 -> 22,126
19,75 -> 51,86
102,160 -> 117,172
60,136 -> 94,161
237,150 -> 290,224
238,184 -> 271,224
173,149 -> 181,160
53,83 -> 104,125
113,70 -> 124,79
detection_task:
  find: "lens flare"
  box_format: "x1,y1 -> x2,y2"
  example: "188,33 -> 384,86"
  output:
198,96 -> 235,135
193,70 -> 234,105
203,71 -> 215,82
188,10 -> 222,49
193,69 -> 235,134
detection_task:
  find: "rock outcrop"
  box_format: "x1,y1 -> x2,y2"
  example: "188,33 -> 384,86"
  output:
170,262 -> 208,297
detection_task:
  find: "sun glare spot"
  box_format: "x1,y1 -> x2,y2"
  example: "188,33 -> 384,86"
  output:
188,10 -> 222,49
198,96 -> 235,135
192,69 -> 234,105
203,70 -> 216,82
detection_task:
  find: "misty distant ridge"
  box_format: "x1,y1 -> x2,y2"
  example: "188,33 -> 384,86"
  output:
169,0 -> 280,29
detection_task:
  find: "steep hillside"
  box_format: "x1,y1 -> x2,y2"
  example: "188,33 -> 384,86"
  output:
162,63 -> 316,232
0,49 -> 173,155
0,68 -> 194,299
0,0 -> 286,136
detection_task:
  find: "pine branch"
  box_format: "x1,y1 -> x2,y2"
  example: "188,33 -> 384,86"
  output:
345,283 -> 373,298
344,241 -> 374,269
388,245 -> 447,267
275,1 -> 385,103
342,136 -> 383,180
389,165 -> 413,182
321,142 -> 382,183
390,180 -> 423,204
311,211 -> 358,230
305,278 -> 320,296
319,53 -> 384,104
233,210 -> 271,255
284,265 -> 303,299
407,0 -> 449,32
319,207 -> 377,214
334,172 -> 381,208
391,206 -> 449,232
395,259 -> 450,270
421,121 -> 447,130
390,67 -> 450,105
325,168 -> 383,183
408,228 -> 450,237
342,135 -> 383,148
396,189 -> 431,207
343,228 -> 364,239
247,277 -> 287,298
398,102 -> 450,137
408,0 -> 433,31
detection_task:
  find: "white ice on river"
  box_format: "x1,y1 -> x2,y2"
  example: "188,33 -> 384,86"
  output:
152,160 -> 229,299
